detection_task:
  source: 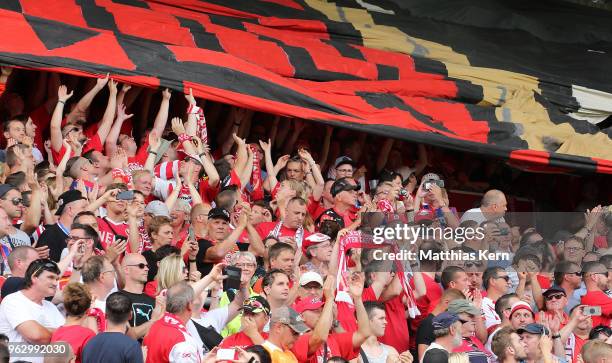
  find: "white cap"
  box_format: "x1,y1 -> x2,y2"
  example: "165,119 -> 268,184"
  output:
299,271 -> 324,286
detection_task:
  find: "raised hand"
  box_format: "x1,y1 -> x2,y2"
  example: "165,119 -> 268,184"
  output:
585,205 -> 603,229
116,103 -> 133,121
347,272 -> 365,298
148,130 -> 160,151
171,117 -> 186,136
57,85 -> 74,102
276,154 -> 290,169
120,84 -> 131,94
162,88 -> 171,100
322,275 -> 336,301
96,73 -> 110,89
185,87 -> 196,105
232,133 -> 246,146
259,139 -> 271,154
108,79 -> 118,94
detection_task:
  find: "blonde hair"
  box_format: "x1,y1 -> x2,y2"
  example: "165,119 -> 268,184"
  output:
449,353 -> 470,363
156,254 -> 186,293
581,340 -> 612,363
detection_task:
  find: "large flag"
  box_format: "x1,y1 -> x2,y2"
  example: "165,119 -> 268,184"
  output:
0,0 -> 610,173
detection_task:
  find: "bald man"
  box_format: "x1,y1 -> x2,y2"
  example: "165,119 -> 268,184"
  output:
460,189 -> 508,224
120,253 -> 158,340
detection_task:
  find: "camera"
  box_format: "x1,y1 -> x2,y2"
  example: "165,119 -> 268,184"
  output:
424,179 -> 444,190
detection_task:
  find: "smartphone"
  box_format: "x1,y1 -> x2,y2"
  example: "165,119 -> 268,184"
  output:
115,235 -> 128,244
223,266 -> 242,291
583,306 -> 602,316
217,348 -> 237,361
116,190 -> 134,200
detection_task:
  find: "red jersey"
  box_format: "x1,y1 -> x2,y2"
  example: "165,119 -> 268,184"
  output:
409,273 -> 442,349
580,290 -> 612,327
143,312 -> 202,363
255,222 -> 312,244
220,331 -> 269,349
362,286 -> 409,353
97,217 -> 130,251
51,133 -> 103,164
291,332 -> 358,363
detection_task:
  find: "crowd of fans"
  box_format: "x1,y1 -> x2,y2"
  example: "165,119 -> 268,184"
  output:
0,67 -> 609,363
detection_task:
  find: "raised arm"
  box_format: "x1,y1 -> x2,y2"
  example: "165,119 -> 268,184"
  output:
104,103 -> 134,156
20,170 -> 42,234
204,214 -> 246,262
259,139 -> 275,192
298,148 -> 324,201
50,85 -> 74,152
152,88 -> 171,136
66,74 -> 109,125
349,273 -> 371,348
308,276 -> 336,354
95,80 -> 118,143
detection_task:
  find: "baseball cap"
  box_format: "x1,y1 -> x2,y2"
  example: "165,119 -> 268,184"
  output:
517,323 -> 550,336
335,156 -> 356,169
271,306 -> 310,334
208,207 -> 230,222
299,271 -> 324,287
422,173 -> 441,182
55,190 -> 86,215
331,178 -> 360,197
295,297 -> 324,313
242,296 -> 271,316
509,301 -> 535,318
432,312 -> 460,330
447,299 -> 480,316
301,233 -> 331,254
0,184 -> 18,199
144,200 -> 170,218
543,286 -> 566,298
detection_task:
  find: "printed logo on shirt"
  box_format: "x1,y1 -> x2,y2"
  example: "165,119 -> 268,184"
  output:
133,303 -> 154,326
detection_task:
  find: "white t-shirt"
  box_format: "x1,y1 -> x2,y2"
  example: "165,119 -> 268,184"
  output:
0,291 -> 65,362
482,296 -> 500,329
459,208 -> 506,224
186,306 -> 230,351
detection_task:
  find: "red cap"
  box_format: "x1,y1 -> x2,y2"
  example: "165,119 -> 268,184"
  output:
295,297 -> 324,313
509,301 -> 534,318
301,233 -> 331,254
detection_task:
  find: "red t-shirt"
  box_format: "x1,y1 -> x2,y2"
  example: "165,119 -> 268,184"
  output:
51,133 -> 103,164
256,222 -> 312,244
580,290 -> 612,327
97,217 -> 130,251
291,332 -> 358,363
51,325 -> 96,363
337,301 -> 358,333
220,331 -> 269,349
28,104 -> 51,150
537,274 -> 552,290
409,273 -> 443,349
362,286 -> 409,353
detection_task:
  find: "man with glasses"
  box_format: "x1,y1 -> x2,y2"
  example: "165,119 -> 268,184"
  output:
263,305 -> 309,363
562,237 -> 586,265
302,233 -> 333,278
448,299 -> 492,363
296,271 -> 324,303
541,287 -> 570,326
37,189 -> 87,261
121,253 -> 159,340
0,259 -> 65,363
318,178 -> 359,230
580,261 -> 612,327
220,296 -> 271,349
482,267 -> 511,331
552,261 -> 585,314
0,184 -> 37,250
219,251 -> 259,337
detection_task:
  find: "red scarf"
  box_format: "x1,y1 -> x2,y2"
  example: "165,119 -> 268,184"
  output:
249,144 -> 264,201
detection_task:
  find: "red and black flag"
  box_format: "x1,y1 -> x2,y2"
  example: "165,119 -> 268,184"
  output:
0,0 -> 610,173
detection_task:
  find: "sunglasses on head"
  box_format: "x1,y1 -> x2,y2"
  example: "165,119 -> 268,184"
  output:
127,263 -> 147,269
31,259 -> 60,277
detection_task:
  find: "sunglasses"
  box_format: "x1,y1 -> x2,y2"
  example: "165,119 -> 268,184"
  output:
127,263 -> 148,269
545,294 -> 565,301
3,197 -> 23,206
465,262 -> 483,268
495,275 -> 511,282
592,326 -> 612,336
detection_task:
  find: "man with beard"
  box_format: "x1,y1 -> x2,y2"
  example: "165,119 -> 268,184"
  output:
552,261 -> 584,313
491,326 -> 528,363
422,312 -> 463,363
580,261 -> 612,327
